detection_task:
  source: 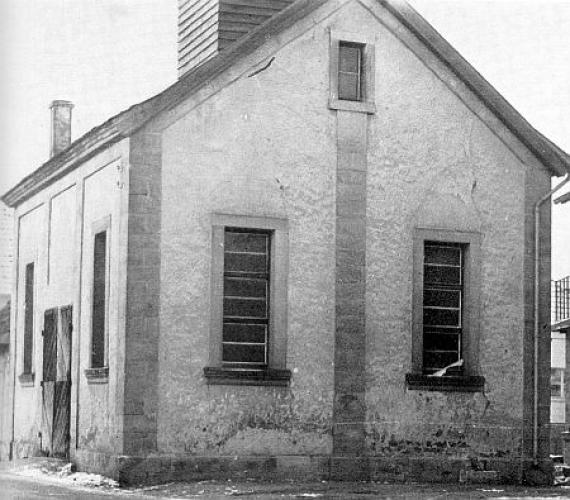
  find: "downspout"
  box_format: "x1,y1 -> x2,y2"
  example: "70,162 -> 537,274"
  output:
533,173 -> 570,464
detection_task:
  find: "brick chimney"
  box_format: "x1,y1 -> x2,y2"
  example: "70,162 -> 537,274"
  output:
50,100 -> 74,157
178,0 -> 294,78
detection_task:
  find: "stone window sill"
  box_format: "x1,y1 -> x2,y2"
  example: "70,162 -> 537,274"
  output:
18,372 -> 35,387
406,373 -> 485,392
85,366 -> 109,384
203,367 -> 291,386
328,98 -> 376,114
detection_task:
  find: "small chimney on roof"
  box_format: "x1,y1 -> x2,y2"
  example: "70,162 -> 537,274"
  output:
178,0 -> 294,79
50,100 -> 74,157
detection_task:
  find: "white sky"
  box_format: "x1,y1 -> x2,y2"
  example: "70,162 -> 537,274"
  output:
0,0 -> 569,277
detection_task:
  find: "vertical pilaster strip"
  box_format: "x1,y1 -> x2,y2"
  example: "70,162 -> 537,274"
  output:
123,128 -> 162,456
333,110 -> 368,461
70,180 -> 84,456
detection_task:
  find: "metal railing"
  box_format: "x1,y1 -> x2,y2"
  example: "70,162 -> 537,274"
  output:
553,276 -> 570,323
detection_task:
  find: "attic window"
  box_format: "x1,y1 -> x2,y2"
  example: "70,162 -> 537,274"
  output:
328,31 -> 376,114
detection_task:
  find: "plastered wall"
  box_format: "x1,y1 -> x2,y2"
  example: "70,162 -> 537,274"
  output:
159,9 -> 337,455
7,140 -> 129,463
157,0 -> 550,465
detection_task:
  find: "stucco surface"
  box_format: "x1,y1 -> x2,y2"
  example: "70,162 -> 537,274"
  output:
157,0 -> 544,463
78,161 -> 124,453
159,18 -> 337,455
362,0 -> 531,460
12,205 -> 44,455
8,140 -> 128,461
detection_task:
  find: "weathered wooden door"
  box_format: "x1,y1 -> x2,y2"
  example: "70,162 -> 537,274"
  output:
41,305 -> 72,458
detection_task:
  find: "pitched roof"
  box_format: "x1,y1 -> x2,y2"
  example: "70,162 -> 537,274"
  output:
3,0 -> 569,207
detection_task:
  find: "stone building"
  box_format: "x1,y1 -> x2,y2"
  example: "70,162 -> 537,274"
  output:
2,0 -> 570,485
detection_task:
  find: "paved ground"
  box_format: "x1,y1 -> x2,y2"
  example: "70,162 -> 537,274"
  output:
2,460 -> 570,499
131,480 -> 570,499
3,473 -> 570,500
0,473 -> 142,499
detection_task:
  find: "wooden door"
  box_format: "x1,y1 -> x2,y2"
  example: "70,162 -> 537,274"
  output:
41,305 -> 72,458
41,308 -> 57,455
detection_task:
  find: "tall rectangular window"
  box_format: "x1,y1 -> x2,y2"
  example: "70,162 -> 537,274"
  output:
408,229 -> 483,392
338,42 -> 363,102
205,214 -> 290,386
91,230 -> 107,368
222,229 -> 270,368
422,242 -> 463,375
23,262 -> 35,374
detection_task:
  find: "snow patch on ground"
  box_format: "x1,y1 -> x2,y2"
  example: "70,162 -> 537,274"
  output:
15,463 -> 119,488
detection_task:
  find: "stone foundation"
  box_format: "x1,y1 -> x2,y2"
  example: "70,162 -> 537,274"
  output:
71,451 -> 552,486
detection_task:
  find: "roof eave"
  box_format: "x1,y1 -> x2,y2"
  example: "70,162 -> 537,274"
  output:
2,122 -> 123,208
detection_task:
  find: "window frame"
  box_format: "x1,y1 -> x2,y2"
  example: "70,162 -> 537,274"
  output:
407,228 -> 484,392
205,214 -> 290,386
85,216 -> 111,380
329,30 -> 376,114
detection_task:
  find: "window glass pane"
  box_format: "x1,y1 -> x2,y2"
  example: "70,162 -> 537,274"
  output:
91,230 -> 107,368
224,277 -> 266,298
224,253 -> 267,274
424,245 -> 461,266
223,323 -> 266,344
423,308 -> 460,327
222,228 -> 270,366
339,45 -> 360,73
223,297 -> 267,319
424,288 -> 460,308
23,263 -> 34,374
225,232 -> 268,253
423,351 -> 460,373
338,42 -> 362,102
222,344 -> 266,364
424,265 -> 461,285
422,241 -> 465,375
338,73 -> 360,101
423,330 -> 459,352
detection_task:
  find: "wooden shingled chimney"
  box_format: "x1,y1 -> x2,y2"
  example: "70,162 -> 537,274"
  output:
178,0 -> 294,78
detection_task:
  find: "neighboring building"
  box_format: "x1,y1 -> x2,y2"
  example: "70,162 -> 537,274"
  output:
0,202 -> 14,460
551,189 -> 570,456
2,0 -> 570,485
551,326 -> 566,454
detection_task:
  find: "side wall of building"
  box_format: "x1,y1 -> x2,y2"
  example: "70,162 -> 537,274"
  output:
7,141 -> 129,469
